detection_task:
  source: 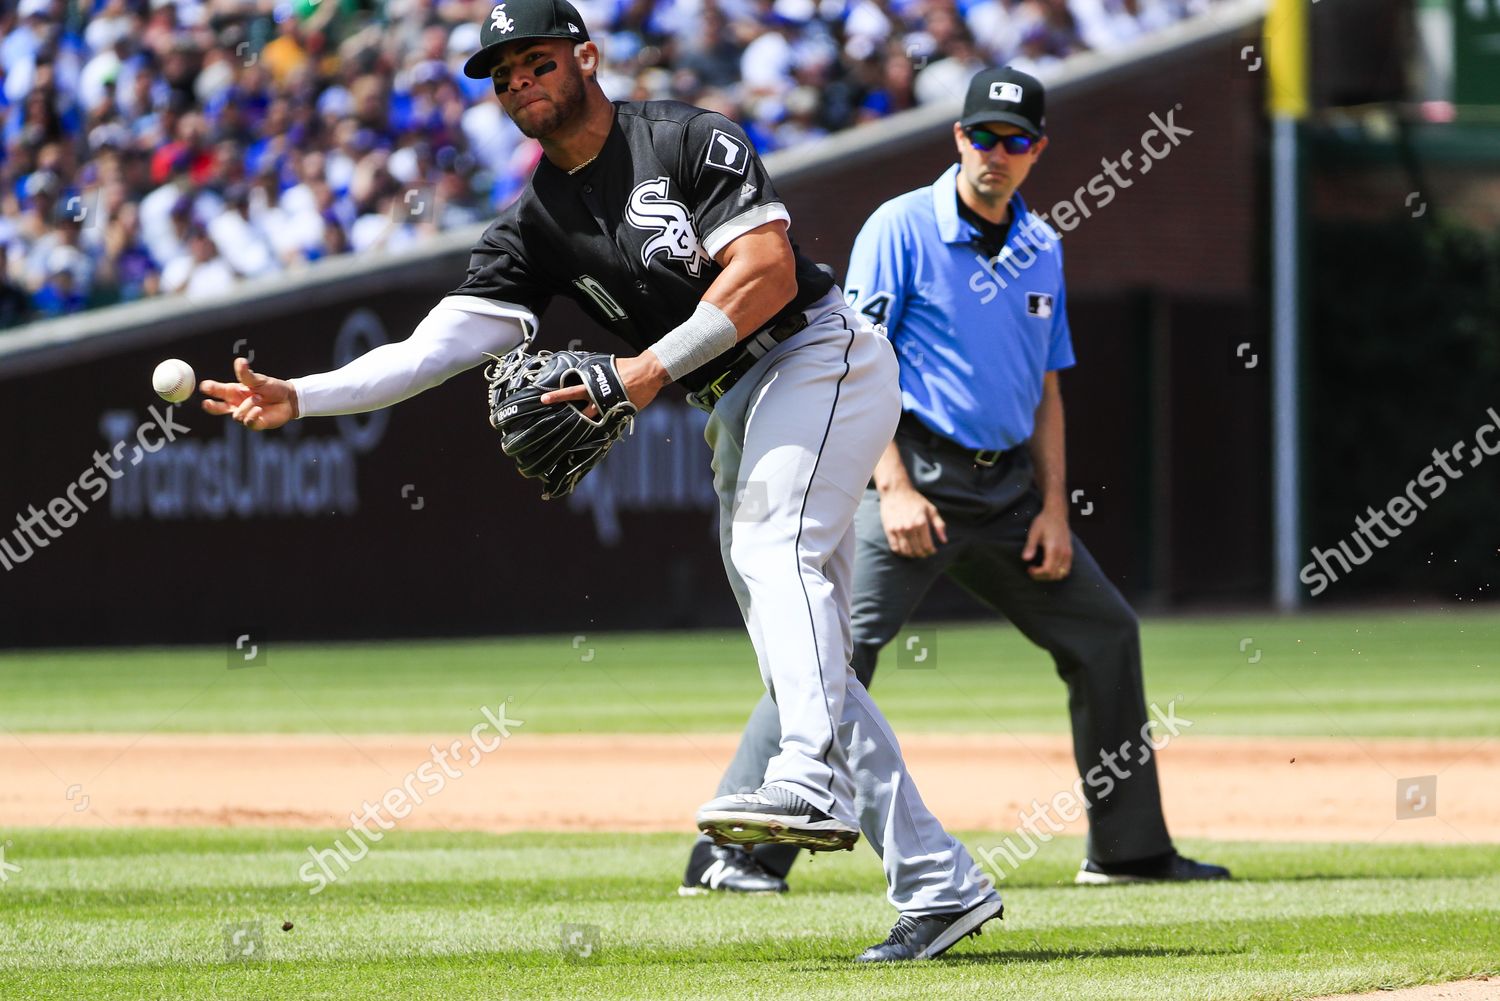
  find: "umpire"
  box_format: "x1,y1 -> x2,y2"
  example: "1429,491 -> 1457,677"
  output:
682,66 -> 1227,895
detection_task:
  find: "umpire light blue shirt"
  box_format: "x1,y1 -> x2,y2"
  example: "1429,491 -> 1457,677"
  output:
844,164 -> 1075,451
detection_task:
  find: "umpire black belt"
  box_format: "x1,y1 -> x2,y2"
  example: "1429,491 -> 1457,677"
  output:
897,412 -> 1018,468
685,309 -> 810,412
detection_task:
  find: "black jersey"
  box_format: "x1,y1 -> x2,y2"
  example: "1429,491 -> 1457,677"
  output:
451,100 -> 834,393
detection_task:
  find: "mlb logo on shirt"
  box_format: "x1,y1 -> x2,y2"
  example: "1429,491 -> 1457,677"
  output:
1026,292 -> 1054,318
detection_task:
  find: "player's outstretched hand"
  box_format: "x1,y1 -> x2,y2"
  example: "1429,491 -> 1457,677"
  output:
200,357 -> 298,431
881,486 -> 948,559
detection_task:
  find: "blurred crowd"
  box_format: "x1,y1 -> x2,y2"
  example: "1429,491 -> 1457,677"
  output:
0,0 -> 1220,327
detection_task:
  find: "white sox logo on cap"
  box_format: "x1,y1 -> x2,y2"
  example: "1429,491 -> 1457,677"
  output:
490,4 -> 516,33
989,81 -> 1023,103
626,177 -> 710,277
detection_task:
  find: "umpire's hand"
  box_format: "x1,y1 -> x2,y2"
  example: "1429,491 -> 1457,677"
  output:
880,485 -> 948,559
1023,505 -> 1073,581
200,357 -> 299,431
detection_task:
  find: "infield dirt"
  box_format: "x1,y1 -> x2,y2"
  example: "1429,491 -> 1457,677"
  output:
1317,979 -> 1499,1000
2,733 -> 1494,842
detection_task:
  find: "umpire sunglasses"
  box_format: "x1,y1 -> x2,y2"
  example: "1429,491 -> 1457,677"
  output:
964,127 -> 1039,155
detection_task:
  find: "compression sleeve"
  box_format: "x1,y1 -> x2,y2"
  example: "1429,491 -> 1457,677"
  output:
289,295 -> 535,418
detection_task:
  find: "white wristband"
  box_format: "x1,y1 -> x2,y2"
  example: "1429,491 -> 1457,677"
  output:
649,301 -> 739,382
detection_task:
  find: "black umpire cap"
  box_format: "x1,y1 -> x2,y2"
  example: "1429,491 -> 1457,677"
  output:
961,67 -> 1045,137
462,0 -> 591,80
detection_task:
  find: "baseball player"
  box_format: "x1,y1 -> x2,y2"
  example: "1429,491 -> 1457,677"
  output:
200,0 -> 1001,961
681,66 -> 1228,896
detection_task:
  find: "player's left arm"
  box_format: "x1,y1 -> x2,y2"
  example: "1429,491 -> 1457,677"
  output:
681,110 -> 799,337
698,221 -> 797,336
540,224 -> 794,414
545,113 -> 796,413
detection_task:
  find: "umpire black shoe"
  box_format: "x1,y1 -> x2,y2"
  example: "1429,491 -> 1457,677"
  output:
1075,851 -> 1230,885
696,785 -> 859,852
855,898 -> 1003,962
678,842 -> 789,897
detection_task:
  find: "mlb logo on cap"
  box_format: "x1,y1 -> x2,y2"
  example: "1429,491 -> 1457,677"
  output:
989,82 -> 1024,103
962,66 -> 1046,137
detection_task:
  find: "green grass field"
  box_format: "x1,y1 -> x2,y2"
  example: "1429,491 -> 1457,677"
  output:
1,608 -> 1497,737
2,609 -> 1498,1000
1,831 -> 1495,1001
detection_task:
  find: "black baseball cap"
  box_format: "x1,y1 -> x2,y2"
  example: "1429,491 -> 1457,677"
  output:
462,0 -> 591,80
960,67 -> 1045,137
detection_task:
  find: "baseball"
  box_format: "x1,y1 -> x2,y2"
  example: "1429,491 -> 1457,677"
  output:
152,359 -> 196,404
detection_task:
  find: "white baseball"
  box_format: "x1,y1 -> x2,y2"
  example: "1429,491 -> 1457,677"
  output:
153,359 -> 196,404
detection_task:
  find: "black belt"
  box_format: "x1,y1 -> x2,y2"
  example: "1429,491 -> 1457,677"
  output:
897,412 -> 1016,468
685,310 -> 811,412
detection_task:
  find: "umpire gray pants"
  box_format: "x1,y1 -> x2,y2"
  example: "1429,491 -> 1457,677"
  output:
709,422 -> 1175,879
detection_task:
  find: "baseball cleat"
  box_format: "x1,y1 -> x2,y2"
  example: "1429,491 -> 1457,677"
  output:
855,898 -> 1003,962
696,786 -> 859,852
1074,851 -> 1231,885
678,842 -> 789,896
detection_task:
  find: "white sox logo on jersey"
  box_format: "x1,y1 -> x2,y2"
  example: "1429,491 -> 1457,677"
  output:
626,177 -> 711,277
489,4 -> 516,33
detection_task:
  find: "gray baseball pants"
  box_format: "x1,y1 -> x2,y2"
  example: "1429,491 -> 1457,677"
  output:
704,290 -> 997,915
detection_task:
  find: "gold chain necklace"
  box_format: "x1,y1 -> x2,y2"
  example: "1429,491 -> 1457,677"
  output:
567,153 -> 599,175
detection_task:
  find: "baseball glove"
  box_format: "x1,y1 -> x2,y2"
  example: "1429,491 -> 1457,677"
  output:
485,345 -> 637,499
